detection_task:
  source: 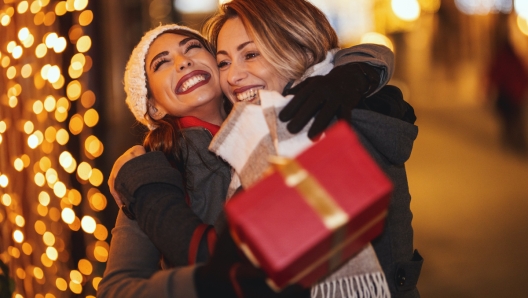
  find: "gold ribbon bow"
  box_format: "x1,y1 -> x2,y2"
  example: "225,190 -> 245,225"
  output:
268,156 -> 349,230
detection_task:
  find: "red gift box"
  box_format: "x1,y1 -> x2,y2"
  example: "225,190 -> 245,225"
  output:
225,121 -> 393,290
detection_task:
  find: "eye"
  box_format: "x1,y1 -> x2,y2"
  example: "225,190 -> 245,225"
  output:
217,60 -> 230,69
185,40 -> 203,53
245,52 -> 259,60
153,58 -> 169,71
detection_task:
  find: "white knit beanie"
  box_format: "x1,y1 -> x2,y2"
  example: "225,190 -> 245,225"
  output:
124,24 -> 203,130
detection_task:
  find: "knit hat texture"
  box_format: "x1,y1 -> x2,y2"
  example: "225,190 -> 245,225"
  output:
124,24 -> 202,130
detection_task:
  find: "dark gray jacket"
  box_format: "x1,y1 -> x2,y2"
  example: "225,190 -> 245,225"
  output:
98,126 -> 229,298
351,108 -> 423,298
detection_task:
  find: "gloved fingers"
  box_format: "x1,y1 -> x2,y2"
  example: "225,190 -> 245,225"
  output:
285,90 -> 326,134
336,92 -> 362,120
277,284 -> 311,298
282,76 -> 320,96
231,263 -> 276,298
210,229 -> 243,268
279,77 -> 320,122
307,97 -> 341,139
279,89 -> 310,122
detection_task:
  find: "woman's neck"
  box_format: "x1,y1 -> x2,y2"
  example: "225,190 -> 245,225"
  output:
188,100 -> 226,126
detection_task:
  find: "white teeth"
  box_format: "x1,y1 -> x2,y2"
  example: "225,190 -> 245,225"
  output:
180,75 -> 205,92
236,88 -> 260,102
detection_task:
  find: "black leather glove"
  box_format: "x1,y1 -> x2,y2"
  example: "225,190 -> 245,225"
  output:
279,62 -> 380,139
194,228 -> 310,298
357,85 -> 417,124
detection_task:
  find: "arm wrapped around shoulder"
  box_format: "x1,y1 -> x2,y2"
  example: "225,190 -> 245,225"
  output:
114,151 -> 185,219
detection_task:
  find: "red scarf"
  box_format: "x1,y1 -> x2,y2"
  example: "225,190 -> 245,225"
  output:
177,116 -> 220,136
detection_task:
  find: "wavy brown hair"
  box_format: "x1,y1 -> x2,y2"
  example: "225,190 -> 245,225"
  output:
203,0 -> 339,82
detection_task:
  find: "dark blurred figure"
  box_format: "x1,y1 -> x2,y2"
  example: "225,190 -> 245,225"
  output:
487,15 -> 528,155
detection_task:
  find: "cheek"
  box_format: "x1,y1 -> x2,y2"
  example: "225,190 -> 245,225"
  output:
219,72 -> 235,102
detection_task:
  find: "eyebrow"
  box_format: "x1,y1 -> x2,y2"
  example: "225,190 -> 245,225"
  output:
216,41 -> 254,57
148,38 -> 197,69
149,51 -> 169,70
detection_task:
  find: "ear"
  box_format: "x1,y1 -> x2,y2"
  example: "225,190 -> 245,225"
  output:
147,100 -> 167,120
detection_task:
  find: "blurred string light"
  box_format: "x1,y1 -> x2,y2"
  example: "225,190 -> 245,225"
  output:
455,0 -> 513,15
517,15 -> 528,36
392,0 -> 421,21
0,0 -> 107,297
173,0 -> 217,13
515,0 -> 528,19
360,32 -> 395,52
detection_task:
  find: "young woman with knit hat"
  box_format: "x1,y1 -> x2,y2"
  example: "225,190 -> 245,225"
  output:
100,3 -> 401,297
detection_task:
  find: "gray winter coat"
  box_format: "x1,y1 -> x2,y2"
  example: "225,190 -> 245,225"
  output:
352,109 -> 422,298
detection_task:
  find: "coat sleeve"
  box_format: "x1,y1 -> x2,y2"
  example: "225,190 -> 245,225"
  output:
97,210 -> 199,298
114,151 -> 213,267
334,44 -> 395,94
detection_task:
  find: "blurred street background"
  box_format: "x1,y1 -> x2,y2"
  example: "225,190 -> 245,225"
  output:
1,0 -> 528,297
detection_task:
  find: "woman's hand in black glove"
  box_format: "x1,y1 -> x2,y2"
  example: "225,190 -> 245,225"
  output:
279,63 -> 380,139
193,228 -> 310,298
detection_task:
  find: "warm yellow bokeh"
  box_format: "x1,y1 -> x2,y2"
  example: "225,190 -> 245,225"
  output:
70,269 -> 83,284
76,36 -> 91,53
56,128 -> 69,145
14,158 -> 24,171
93,277 -> 102,291
61,207 -> 75,224
67,80 -> 82,100
24,121 -> 34,134
43,231 -> 55,246
53,181 -> 67,198
77,162 -> 92,180
13,230 -> 24,243
90,192 -> 107,211
56,277 -> 67,291
39,191 -> 51,206
94,224 -> 108,241
18,1 -> 29,14
22,243 -> 32,255
34,220 -> 46,235
89,168 -> 103,186
45,126 -> 57,142
15,215 -> 25,227
79,10 -> 93,26
1,194 -> 12,206
68,189 -> 82,206
81,90 -> 96,108
69,114 -> 84,135
84,109 -> 99,127
33,267 -> 44,279
21,64 -> 32,77
55,1 -> 67,16
35,43 -> 47,58
78,259 -> 93,275
81,216 -> 96,234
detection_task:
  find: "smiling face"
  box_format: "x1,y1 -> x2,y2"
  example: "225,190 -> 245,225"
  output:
145,33 -> 224,124
216,17 -> 289,105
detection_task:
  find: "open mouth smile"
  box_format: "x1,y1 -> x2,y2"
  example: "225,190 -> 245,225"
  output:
234,86 -> 264,102
176,70 -> 211,94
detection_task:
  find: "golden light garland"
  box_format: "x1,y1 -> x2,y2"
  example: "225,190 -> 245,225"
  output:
0,0 -> 107,297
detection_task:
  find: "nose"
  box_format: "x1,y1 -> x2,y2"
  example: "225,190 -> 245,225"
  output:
175,55 -> 192,71
226,60 -> 247,85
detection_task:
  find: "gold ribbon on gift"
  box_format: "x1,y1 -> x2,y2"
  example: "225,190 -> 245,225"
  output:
268,156 -> 349,230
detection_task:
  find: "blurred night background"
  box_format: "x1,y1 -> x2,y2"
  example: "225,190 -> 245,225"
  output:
1,0 -> 528,297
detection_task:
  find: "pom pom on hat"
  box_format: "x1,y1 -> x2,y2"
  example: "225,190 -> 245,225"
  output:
124,24 -> 202,130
